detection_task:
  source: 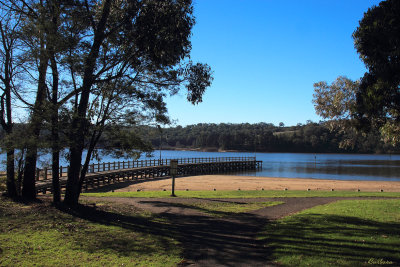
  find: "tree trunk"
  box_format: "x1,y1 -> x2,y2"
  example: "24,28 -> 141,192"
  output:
51,103 -> 61,203
4,81 -> 17,197
6,148 -> 17,197
63,0 -> 112,206
22,146 -> 38,199
50,35 -> 61,203
63,143 -> 83,205
0,19 -> 17,197
22,42 -> 48,200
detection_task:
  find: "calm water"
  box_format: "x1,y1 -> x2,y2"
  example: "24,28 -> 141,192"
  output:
2,150 -> 400,181
145,151 -> 400,181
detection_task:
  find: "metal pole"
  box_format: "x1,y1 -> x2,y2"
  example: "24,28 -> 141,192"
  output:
170,159 -> 178,197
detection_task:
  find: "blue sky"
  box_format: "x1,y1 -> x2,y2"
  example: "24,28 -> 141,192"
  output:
166,0 -> 382,126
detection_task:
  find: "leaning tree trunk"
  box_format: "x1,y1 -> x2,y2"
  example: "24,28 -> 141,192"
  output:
63,136 -> 84,205
63,0 -> 112,206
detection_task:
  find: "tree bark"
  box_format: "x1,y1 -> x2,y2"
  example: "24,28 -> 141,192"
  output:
50,57 -> 61,203
22,40 -> 48,200
5,149 -> 17,197
63,0 -> 112,205
0,20 -> 17,198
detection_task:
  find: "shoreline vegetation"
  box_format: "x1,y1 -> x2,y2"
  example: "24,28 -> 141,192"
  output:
4,122 -> 400,156
131,122 -> 400,154
152,146 -> 400,154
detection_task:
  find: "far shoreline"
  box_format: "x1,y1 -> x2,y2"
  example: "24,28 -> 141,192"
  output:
160,147 -> 400,155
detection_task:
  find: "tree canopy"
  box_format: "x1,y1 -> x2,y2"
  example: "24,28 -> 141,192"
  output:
353,0 -> 400,144
0,0 -> 213,204
314,0 -> 400,147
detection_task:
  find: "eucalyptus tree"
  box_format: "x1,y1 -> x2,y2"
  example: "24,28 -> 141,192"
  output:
55,0 -> 213,205
312,76 -> 366,149
353,0 -> 400,145
1,0 -> 212,204
3,0 -> 73,200
313,0 -> 400,147
0,6 -> 22,197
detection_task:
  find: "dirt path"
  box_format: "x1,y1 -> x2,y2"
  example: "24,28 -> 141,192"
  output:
85,196 -> 391,266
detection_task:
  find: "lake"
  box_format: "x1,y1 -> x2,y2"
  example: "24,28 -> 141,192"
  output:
2,150 -> 400,181
152,151 -> 400,181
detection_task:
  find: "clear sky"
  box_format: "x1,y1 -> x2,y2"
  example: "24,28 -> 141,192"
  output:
165,0 -> 382,127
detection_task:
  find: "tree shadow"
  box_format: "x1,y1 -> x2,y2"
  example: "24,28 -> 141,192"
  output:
83,176 -> 172,193
139,199 -> 274,219
83,175 -> 193,193
59,201 -> 275,267
261,213 -> 400,266
57,203 -> 183,260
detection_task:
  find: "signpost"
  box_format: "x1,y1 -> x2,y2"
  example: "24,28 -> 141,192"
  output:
170,160 -> 178,197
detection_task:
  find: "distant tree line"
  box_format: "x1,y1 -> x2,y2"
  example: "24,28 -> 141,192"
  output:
3,121 -> 398,154
104,122 -> 399,154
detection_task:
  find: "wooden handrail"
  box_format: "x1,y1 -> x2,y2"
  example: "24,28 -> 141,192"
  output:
34,156 -> 258,180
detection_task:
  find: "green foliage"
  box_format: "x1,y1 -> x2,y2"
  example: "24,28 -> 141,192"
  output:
99,126 -> 154,160
260,199 -> 400,266
0,197 -> 182,266
313,1 -> 400,148
312,77 -> 371,149
83,190 -> 400,198
122,122 -> 398,153
353,0 -> 400,77
352,0 -> 400,145
313,76 -> 358,121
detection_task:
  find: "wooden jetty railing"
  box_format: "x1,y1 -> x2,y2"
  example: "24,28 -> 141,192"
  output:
35,157 -> 262,194
34,157 -> 258,181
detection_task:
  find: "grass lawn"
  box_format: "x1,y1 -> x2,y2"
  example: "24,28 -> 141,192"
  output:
83,189 -> 400,198
259,199 -> 400,267
2,190 -> 400,267
0,197 -> 182,267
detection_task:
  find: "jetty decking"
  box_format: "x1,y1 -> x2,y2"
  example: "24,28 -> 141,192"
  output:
35,157 -> 262,194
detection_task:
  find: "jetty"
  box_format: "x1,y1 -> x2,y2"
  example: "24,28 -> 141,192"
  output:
35,157 -> 262,194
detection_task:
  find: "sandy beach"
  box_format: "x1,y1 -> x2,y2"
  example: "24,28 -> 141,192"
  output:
111,175 -> 400,192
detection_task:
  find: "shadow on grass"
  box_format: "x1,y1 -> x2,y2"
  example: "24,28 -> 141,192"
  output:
139,199 -> 273,219
58,203 -> 177,253
83,175 -> 193,193
261,213 -> 400,266
59,201 -> 274,267
83,176 -> 172,193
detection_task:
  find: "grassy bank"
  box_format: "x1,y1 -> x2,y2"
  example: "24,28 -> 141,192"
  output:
260,199 -> 400,266
83,190 -> 400,198
0,197 -> 182,267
